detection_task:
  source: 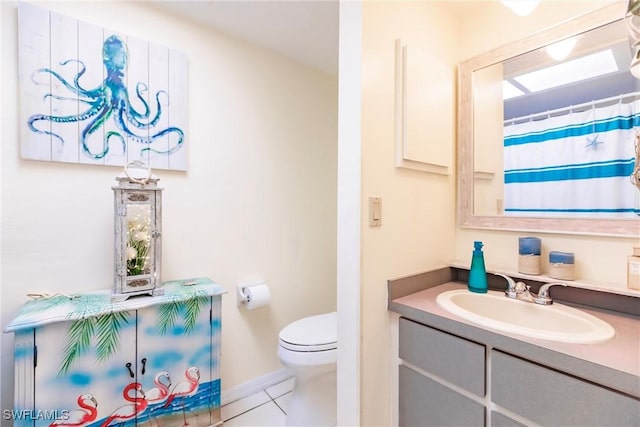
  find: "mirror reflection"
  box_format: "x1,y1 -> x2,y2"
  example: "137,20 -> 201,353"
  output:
472,18 -> 639,219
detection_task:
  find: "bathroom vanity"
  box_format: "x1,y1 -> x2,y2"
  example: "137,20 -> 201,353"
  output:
388,266 -> 640,426
4,278 -> 225,427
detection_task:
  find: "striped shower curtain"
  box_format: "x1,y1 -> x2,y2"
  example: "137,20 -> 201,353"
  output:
503,98 -> 640,217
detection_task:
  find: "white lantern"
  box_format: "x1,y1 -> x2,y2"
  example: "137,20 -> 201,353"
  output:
112,161 -> 163,301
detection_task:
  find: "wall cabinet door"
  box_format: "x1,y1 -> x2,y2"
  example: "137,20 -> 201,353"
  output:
34,311 -> 137,427
134,297 -> 215,427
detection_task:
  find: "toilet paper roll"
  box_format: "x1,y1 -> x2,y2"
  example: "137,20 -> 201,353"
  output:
244,283 -> 271,310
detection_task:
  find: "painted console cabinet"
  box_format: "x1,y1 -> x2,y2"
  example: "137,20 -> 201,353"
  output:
4,278 -> 225,427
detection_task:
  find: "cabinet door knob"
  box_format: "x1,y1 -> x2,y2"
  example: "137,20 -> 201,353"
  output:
125,362 -> 135,378
141,357 -> 147,375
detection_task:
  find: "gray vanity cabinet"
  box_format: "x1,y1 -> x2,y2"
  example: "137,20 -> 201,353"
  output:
397,316 -> 640,427
398,317 -> 485,426
492,351 -> 640,427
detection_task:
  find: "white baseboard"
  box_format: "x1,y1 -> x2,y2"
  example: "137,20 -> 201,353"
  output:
221,368 -> 293,406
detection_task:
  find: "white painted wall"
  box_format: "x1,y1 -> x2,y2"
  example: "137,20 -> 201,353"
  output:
360,2 -> 459,425
0,0 -> 337,415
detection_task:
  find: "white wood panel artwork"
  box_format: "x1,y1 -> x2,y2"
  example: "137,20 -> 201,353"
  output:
19,3 -> 188,170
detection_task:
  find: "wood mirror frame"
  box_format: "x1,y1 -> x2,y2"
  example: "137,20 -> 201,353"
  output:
457,1 -> 639,237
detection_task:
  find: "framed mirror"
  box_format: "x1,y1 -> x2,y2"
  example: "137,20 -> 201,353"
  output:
458,1 -> 640,237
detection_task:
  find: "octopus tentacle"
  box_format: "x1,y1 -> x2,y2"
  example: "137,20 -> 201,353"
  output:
115,108 -> 184,155
32,67 -> 91,99
69,60 -> 94,95
28,102 -> 104,145
44,93 -> 99,105
127,82 -> 151,120
57,59 -> 89,94
126,90 -> 167,129
140,127 -> 184,155
106,131 -> 127,156
80,106 -> 114,158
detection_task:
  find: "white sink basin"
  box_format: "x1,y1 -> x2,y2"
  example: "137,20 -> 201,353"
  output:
436,289 -> 615,344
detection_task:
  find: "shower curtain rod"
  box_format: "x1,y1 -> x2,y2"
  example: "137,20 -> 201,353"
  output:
504,90 -> 640,126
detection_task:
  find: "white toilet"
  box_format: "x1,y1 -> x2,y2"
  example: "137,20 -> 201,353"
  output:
277,311 -> 337,427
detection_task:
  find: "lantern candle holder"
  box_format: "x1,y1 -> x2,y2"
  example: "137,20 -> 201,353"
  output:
112,161 -> 163,301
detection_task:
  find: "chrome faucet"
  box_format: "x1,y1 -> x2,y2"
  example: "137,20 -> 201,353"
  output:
533,282 -> 568,305
493,273 -> 567,305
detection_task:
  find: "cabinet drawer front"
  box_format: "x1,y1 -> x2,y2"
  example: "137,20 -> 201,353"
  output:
492,351 -> 640,427
491,411 -> 527,427
399,365 -> 485,427
399,317 -> 485,396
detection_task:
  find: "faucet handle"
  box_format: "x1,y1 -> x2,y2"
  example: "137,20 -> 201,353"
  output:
534,282 -> 568,305
493,273 -> 518,296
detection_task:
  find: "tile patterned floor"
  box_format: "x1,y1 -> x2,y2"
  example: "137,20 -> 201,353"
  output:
221,378 -> 293,426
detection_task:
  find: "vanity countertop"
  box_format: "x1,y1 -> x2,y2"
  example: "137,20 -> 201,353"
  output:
388,268 -> 640,399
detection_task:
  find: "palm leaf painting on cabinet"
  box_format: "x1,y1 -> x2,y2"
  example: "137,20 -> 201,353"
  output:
157,296 -> 209,334
58,317 -> 96,377
57,297 -> 209,377
95,311 -> 130,362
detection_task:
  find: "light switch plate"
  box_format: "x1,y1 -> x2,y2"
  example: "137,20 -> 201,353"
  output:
369,196 -> 382,227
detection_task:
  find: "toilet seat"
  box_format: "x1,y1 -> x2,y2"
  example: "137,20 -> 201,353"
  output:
279,312 -> 337,352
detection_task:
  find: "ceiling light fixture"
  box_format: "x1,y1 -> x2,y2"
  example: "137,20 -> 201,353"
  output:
501,0 -> 540,17
546,37 -> 578,61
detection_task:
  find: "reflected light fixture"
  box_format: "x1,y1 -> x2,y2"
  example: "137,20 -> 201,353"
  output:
501,0 -> 540,16
546,37 -> 578,61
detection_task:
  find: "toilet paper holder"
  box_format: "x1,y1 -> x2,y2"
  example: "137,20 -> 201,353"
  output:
236,282 -> 270,308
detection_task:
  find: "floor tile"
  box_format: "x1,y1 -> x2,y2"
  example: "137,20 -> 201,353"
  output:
265,377 -> 295,399
274,391 -> 291,414
223,401 -> 286,427
221,390 -> 271,421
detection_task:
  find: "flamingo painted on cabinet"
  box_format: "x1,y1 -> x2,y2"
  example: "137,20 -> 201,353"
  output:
163,366 -> 200,426
49,394 -> 98,426
100,382 -> 147,427
144,370 -> 172,426
145,371 -> 172,404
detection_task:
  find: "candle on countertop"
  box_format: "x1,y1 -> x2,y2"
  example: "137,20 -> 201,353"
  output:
549,251 -> 576,280
519,237 -> 541,255
518,237 -> 541,275
549,251 -> 575,264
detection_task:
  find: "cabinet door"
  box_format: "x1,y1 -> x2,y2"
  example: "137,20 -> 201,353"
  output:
34,311 -> 137,427
399,365 -> 485,427
492,350 -> 640,427
134,296 -> 215,427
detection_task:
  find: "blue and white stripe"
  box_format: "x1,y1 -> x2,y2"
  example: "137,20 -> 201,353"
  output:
503,98 -> 640,217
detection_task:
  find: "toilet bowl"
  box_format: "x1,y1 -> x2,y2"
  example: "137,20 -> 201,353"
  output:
278,311 -> 337,427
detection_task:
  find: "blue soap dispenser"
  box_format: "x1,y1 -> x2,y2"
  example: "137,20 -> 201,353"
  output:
468,241 -> 488,293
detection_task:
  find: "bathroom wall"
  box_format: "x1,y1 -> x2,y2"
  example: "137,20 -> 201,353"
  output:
0,0 -> 337,416
453,0 -> 638,290
358,1 -> 632,425
360,2 -> 459,425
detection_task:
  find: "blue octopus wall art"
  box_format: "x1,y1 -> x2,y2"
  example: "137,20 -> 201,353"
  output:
28,35 -> 184,161
19,3 -> 188,170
